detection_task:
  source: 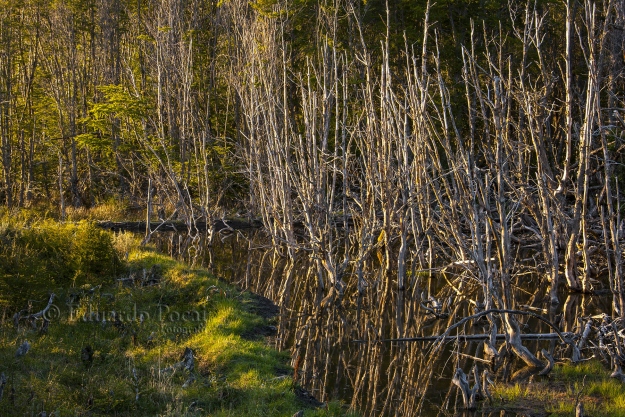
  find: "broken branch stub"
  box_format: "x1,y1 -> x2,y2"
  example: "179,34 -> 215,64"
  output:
452,368 -> 479,410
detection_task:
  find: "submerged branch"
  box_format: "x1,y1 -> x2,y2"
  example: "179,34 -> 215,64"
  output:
352,332 -> 572,343
354,309 -> 574,346
431,309 -> 574,347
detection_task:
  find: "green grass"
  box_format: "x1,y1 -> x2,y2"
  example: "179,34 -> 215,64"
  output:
491,359 -> 625,417
0,219 -> 355,416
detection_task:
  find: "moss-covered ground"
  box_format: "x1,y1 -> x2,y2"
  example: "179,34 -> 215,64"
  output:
491,359 -> 625,417
0,214 -> 354,416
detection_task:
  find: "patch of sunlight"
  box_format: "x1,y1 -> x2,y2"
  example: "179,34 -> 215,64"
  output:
236,369 -> 262,387
204,303 -> 239,332
191,332 -> 238,364
494,383 -> 527,401
128,250 -> 173,267
587,379 -> 625,398
606,394 -> 625,415
547,401 -> 575,415
554,359 -> 606,380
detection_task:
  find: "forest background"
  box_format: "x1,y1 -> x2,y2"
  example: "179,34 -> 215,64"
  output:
1,0 -> 625,324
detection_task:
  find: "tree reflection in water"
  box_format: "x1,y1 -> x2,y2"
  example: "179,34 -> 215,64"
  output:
149,231 -> 611,417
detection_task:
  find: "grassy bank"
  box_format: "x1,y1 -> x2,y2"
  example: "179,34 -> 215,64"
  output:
0,216 -> 353,416
491,360 -> 625,417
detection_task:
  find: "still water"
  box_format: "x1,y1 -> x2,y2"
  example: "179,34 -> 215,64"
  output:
148,230 -> 611,417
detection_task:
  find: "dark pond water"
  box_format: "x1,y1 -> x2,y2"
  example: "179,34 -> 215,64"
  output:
146,230 -> 612,417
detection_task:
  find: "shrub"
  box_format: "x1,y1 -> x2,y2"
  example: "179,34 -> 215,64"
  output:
0,220 -> 121,310
72,221 -> 122,285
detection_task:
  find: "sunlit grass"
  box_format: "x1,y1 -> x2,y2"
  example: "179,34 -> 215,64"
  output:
494,383 -> 530,401
0,200 -> 142,224
553,358 -> 605,379
0,219 -> 354,416
492,360 -> 625,417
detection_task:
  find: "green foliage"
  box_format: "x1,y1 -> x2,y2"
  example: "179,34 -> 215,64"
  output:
0,220 -> 121,309
553,358 -> 606,380
90,85 -> 150,125
493,360 -> 625,417
71,222 -> 123,285
78,84 -> 150,152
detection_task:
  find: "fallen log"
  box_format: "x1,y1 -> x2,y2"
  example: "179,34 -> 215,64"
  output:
352,332 -> 573,343
97,219 -> 263,233
98,215 -> 358,234
13,293 -> 56,329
